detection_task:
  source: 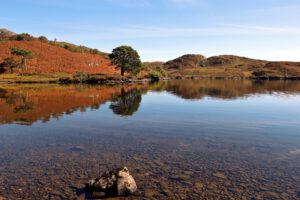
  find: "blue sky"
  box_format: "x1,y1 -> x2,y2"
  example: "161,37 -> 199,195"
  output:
1,0 -> 300,61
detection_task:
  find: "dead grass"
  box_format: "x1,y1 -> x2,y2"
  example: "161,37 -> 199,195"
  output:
0,73 -> 71,83
0,41 -> 117,75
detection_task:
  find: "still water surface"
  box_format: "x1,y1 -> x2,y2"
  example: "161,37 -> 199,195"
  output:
0,80 -> 300,199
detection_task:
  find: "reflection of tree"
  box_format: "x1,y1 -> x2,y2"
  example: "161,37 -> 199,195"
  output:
110,88 -> 142,116
0,88 -> 7,98
0,90 -> 36,113
12,93 -> 36,113
14,102 -> 35,113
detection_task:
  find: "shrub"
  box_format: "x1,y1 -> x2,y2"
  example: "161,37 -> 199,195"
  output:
63,44 -> 70,50
11,47 -> 33,57
9,33 -> 35,41
0,57 -> 18,73
149,71 -> 161,82
252,70 -> 267,77
38,36 -> 48,43
73,72 -> 90,83
155,66 -> 167,77
90,49 -> 100,54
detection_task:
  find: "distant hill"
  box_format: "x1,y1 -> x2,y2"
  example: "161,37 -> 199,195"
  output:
164,54 -> 207,70
0,29 -> 117,77
163,54 -> 300,79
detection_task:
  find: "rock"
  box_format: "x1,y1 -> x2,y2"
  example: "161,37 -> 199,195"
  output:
76,193 -> 85,200
85,166 -> 137,197
213,172 -> 227,180
195,181 -> 203,190
117,167 -> 138,195
69,146 -> 85,152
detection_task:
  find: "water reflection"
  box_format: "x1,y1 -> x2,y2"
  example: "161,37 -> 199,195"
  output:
163,79 -> 300,100
110,87 -> 143,116
0,84 -> 146,125
1,80 -> 300,125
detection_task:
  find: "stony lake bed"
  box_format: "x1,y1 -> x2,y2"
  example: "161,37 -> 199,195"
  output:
0,80 -> 300,199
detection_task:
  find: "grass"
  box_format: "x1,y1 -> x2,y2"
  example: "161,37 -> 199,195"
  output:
0,73 -> 71,83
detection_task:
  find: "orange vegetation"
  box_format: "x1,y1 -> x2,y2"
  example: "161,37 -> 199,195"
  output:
0,41 -> 117,75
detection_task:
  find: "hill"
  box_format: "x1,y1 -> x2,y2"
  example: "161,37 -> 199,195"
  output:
164,54 -> 207,70
0,29 -> 117,82
163,54 -> 300,79
0,41 -> 115,74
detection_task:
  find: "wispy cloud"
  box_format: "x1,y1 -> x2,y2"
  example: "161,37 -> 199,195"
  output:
248,4 -> 300,15
63,24 -> 300,41
225,24 -> 300,35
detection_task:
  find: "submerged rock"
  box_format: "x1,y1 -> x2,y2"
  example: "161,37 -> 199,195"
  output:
85,166 -> 137,197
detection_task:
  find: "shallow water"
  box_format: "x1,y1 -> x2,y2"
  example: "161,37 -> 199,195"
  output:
0,80 -> 300,199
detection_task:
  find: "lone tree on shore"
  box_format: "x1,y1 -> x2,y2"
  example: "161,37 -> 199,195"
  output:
11,47 -> 33,71
109,46 -> 141,80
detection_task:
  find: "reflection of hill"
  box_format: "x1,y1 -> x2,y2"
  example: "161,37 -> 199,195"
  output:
0,84 -> 147,125
161,80 -> 300,100
1,80 -> 300,125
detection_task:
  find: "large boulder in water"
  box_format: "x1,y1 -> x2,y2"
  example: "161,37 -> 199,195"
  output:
85,167 -> 137,197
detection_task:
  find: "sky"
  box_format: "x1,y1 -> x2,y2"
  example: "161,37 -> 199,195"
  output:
1,0 -> 300,62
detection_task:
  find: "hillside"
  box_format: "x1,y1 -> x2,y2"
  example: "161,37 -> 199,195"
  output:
0,29 -> 118,82
163,54 -> 300,79
0,41 -> 116,74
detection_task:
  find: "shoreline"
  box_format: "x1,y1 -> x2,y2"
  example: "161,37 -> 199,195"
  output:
1,75 -> 300,85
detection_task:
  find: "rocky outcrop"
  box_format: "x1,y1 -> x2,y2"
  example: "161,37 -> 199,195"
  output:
207,55 -> 238,66
85,167 -> 137,198
0,29 -> 16,41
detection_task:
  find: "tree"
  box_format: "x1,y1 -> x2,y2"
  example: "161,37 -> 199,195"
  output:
11,47 -> 34,71
0,57 -> 17,73
38,36 -> 48,43
109,46 -> 141,80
